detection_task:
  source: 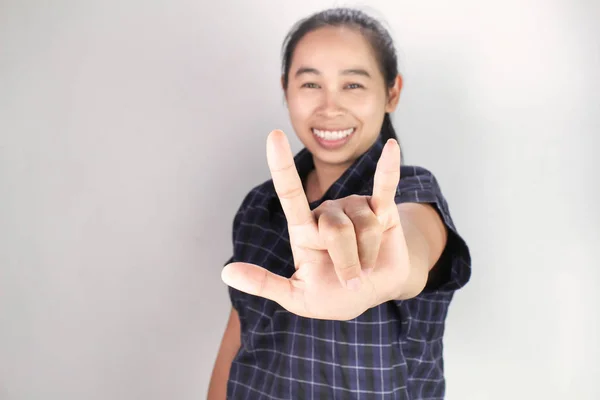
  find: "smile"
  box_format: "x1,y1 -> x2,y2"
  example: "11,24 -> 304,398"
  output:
311,127 -> 355,141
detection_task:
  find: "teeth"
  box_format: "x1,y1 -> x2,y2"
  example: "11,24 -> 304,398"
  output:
312,128 -> 354,141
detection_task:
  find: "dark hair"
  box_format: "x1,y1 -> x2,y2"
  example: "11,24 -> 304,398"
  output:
281,7 -> 402,154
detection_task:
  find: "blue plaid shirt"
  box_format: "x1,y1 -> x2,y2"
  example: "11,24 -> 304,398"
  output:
224,135 -> 471,399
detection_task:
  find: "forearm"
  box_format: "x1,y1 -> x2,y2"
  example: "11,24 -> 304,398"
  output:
207,358 -> 232,400
386,203 -> 447,301
391,217 -> 430,300
207,308 -> 241,400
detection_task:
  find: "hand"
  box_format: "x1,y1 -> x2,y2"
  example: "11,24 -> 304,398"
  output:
221,130 -> 411,320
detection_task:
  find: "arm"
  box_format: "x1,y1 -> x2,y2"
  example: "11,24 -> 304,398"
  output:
207,307 -> 241,400
390,202 -> 448,300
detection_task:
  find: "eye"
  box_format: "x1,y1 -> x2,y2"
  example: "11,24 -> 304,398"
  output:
301,82 -> 320,89
345,83 -> 364,89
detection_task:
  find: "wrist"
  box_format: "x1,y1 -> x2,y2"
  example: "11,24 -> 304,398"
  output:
381,261 -> 428,303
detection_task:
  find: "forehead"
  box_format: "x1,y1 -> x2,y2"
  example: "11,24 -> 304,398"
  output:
290,26 -> 379,71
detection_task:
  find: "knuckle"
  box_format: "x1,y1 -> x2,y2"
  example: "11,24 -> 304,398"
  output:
319,209 -> 348,225
380,181 -> 398,193
272,162 -> 296,174
337,261 -> 361,272
321,199 -> 336,209
347,208 -> 374,222
346,195 -> 367,208
357,224 -> 382,240
346,210 -> 381,237
313,200 -> 335,215
276,185 -> 304,200
321,218 -> 353,240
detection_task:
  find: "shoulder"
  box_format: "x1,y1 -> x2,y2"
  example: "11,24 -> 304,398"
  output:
238,178 -> 277,210
360,164 -> 445,207
230,178 -> 278,230
395,165 -> 448,213
398,165 -> 439,194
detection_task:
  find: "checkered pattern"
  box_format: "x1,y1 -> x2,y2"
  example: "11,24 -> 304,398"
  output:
224,135 -> 471,399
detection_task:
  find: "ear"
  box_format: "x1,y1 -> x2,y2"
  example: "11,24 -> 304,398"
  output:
385,74 -> 403,113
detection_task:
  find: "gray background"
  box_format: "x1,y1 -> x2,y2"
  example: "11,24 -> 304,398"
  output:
1,0 -> 599,399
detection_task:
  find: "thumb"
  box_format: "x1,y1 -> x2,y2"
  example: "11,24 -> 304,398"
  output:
221,262 -> 293,306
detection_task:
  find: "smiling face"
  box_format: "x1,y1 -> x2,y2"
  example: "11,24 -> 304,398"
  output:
283,25 -> 401,168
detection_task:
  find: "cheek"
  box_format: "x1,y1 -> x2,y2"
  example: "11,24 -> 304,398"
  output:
287,94 -> 316,121
348,92 -> 386,121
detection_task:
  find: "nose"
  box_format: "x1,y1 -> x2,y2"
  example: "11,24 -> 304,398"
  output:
316,89 -> 344,118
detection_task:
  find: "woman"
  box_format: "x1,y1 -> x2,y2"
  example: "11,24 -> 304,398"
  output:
208,7 -> 471,400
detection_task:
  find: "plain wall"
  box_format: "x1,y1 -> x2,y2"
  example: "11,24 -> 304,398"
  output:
1,0 -> 598,399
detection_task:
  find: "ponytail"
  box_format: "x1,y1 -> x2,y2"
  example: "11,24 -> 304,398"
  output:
381,112 -> 404,163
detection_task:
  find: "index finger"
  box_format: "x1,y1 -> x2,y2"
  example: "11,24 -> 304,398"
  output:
371,139 -> 401,214
266,130 -> 315,228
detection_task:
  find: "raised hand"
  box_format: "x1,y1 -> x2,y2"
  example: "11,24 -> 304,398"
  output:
221,130 -> 410,320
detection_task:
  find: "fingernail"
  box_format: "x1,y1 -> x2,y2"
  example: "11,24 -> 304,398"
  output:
346,277 -> 362,291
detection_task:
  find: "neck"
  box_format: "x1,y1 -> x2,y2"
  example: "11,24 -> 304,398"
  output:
306,157 -> 353,203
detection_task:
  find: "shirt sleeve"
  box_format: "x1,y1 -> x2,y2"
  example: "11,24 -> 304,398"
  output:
394,165 -> 472,293
223,189 -> 254,312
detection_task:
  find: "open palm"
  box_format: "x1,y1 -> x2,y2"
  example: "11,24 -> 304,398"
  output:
222,130 -> 410,321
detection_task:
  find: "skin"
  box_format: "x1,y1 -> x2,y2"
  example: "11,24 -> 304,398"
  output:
284,25 -> 402,197
206,307 -> 240,400
208,26 -> 448,399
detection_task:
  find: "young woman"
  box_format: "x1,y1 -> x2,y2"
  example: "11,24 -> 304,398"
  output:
208,7 -> 471,400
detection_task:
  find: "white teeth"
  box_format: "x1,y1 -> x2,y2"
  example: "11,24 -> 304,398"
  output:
312,128 -> 354,141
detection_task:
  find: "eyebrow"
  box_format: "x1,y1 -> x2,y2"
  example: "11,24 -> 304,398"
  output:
294,67 -> 371,78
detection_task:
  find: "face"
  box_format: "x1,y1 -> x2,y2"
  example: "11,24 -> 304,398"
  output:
284,26 -> 402,167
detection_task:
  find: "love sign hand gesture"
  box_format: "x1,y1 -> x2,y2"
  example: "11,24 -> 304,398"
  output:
222,130 -> 411,321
